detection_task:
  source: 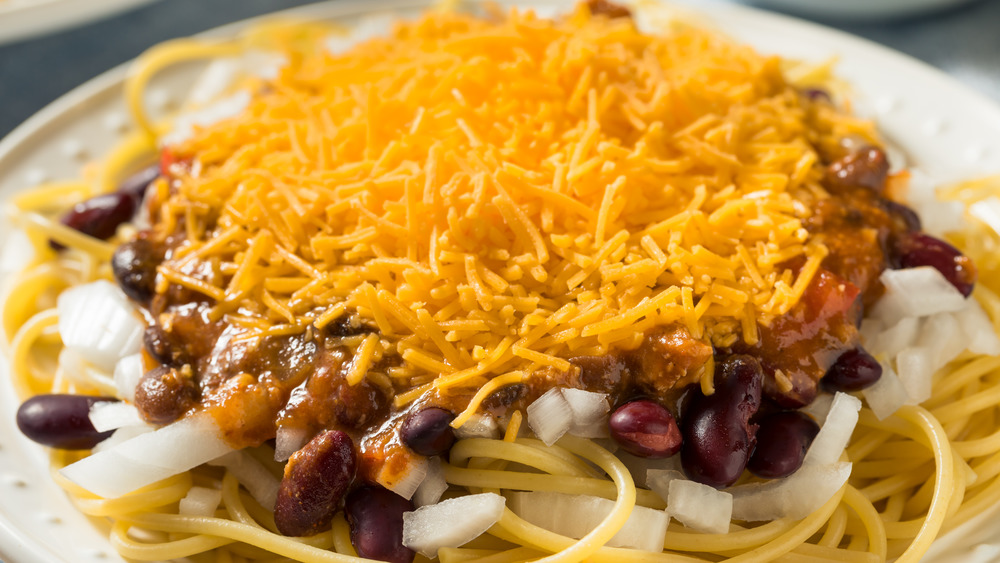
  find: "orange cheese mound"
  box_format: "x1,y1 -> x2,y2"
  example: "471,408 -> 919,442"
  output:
156,5 -> 841,417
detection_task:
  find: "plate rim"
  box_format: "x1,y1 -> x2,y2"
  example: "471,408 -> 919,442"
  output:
2,0 -> 1000,561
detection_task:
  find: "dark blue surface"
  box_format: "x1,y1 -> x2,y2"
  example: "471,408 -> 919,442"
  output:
0,0 -> 998,140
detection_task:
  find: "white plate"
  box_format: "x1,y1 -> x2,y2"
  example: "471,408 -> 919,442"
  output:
1,0 -> 1000,561
746,0 -> 978,22
0,0 -> 157,46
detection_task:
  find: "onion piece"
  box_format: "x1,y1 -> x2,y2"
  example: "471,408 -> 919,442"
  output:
730,462 -> 851,521
179,486 -> 223,516
507,491 -> 668,552
377,455 -> 428,501
866,317 -> 920,359
955,299 -> 1000,356
57,280 -> 144,372
918,312 -> 967,371
645,469 -> 685,503
803,392 -> 861,467
413,457 -> 448,508
0,228 -> 34,277
896,347 -> 933,405
526,388 -> 573,446
454,413 -> 500,440
88,401 -> 145,433
668,479 -> 732,534
274,426 -> 310,462
209,451 -> 279,509
872,267 -> 967,325
91,424 -> 153,454
562,388 -> 610,438
402,493 -> 506,557
112,353 -> 144,403
799,392 -> 834,424
862,362 -> 909,421
60,413 -> 234,498
616,451 -> 681,488
160,91 -> 252,146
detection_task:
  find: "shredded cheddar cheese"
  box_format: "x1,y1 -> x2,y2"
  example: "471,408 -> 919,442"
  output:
152,5 -> 857,418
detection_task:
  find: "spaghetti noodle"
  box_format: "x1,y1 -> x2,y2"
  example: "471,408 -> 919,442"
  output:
4,2 -> 1000,563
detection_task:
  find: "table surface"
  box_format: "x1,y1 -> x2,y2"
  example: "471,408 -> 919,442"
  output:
1,0 -> 999,141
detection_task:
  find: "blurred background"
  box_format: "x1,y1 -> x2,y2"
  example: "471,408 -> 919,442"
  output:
0,0 -> 998,140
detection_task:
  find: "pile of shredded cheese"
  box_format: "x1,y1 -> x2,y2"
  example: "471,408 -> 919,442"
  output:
155,5 -> 854,420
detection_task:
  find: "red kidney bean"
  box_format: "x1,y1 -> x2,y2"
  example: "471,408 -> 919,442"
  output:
608,399 -> 681,458
345,485 -> 415,563
274,430 -> 357,537
116,164 -> 160,204
747,411 -> 820,479
882,199 -> 922,233
681,355 -> 763,488
801,87 -> 831,103
112,238 -> 163,303
399,407 -> 456,456
57,192 -> 136,246
16,394 -> 116,449
134,366 -> 199,425
893,232 -> 976,297
826,146 -> 890,194
822,348 -> 882,392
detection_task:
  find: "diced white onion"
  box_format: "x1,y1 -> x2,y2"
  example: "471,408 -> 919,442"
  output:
896,347 -> 933,405
60,413 -> 234,498
865,317 -> 920,359
113,353 -> 144,403
507,491 -> 668,552
186,51 -> 286,107
88,401 -> 145,433
562,388 -> 610,438
160,91 -> 251,146
616,451 -> 681,488
730,462 -> 851,521
179,486 -> 223,516
667,479 -> 732,534
970,197 -> 1000,239
872,267 -> 967,325
90,424 -> 154,454
402,493 -> 506,557
917,312 -> 967,371
454,413 -> 500,440
803,392 -> 861,467
274,426 -> 310,462
378,455 -> 428,501
413,457 -> 448,508
526,388 -> 573,446
324,14 -> 396,55
862,362 -> 909,421
645,468 -> 685,503
209,451 -> 279,509
0,228 -> 35,277
955,299 -> 1000,356
799,392 -> 834,424
57,280 -> 144,372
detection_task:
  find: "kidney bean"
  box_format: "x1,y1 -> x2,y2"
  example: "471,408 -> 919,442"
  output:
16,394 -> 116,449
681,355 -> 763,488
747,411 -> 820,479
608,399 -> 682,458
142,325 -> 190,367
57,192 -> 136,245
893,232 -> 976,297
345,485 -> 415,563
801,87 -> 831,103
134,365 -> 199,425
116,164 -> 160,203
275,430 -> 357,537
826,146 -> 890,194
112,238 -> 163,303
399,407 -> 456,456
882,199 -> 922,233
822,348 -> 882,392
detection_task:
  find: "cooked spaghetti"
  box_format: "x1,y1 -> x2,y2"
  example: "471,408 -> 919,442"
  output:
5,2 -> 1000,563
